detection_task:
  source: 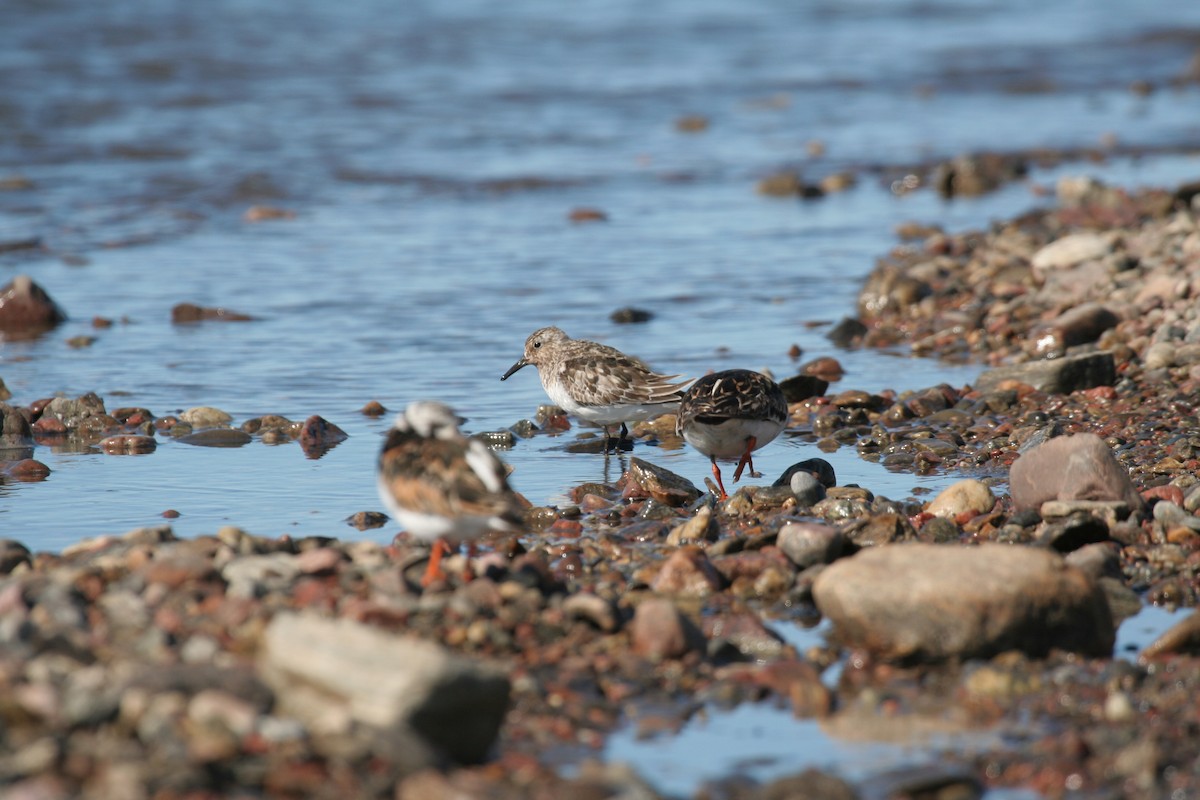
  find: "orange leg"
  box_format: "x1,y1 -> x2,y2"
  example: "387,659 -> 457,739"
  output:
420,539 -> 452,587
732,436 -> 759,482
710,457 -> 729,501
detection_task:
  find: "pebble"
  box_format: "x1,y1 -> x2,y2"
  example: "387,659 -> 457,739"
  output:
629,597 -> 704,660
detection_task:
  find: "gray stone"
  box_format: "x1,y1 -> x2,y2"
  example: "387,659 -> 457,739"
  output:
180,406 -> 233,428
1031,232 -> 1115,272
221,553 -> 301,598
777,521 -> 844,569
1009,433 -> 1145,513
812,543 -> 1114,661
259,612 -> 510,764
788,471 -> 826,506
973,350 -> 1115,395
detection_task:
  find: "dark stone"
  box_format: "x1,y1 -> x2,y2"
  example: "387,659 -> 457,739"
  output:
609,307 -> 653,324
825,316 -> 868,348
973,351 -> 1116,395
773,458 -> 837,489
778,374 -> 829,404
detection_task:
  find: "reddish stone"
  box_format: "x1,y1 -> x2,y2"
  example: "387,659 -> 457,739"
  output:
1142,485 -> 1185,506
32,416 -> 66,434
5,459 -> 50,480
0,275 -> 67,335
298,415 -> 348,458
649,546 -> 726,597
548,519 -> 583,538
568,207 -> 608,223
171,302 -> 254,323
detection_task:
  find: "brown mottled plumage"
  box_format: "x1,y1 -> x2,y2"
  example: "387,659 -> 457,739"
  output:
676,369 -> 788,500
501,326 -> 692,447
377,401 -> 524,585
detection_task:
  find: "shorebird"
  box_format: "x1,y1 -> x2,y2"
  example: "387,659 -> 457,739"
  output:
676,368 -> 788,500
377,401 -> 525,586
501,326 -> 691,451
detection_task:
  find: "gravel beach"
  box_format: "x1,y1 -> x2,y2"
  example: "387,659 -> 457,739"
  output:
4,175 -> 1200,799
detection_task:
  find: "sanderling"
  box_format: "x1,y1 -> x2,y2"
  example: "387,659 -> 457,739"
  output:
501,326 -> 691,450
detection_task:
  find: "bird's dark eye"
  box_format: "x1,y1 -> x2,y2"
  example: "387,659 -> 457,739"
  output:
533,340 -> 541,349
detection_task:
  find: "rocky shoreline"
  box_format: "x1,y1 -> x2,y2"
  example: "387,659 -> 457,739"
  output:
4,176 -> 1200,799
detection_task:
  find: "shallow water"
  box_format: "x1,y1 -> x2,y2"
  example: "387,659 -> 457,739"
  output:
603,605 -> 1194,798
3,2 -> 1199,795
3,1 -> 1199,547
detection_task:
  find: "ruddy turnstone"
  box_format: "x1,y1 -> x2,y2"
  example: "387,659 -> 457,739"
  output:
377,401 -> 525,586
676,369 -> 788,500
500,326 -> 692,450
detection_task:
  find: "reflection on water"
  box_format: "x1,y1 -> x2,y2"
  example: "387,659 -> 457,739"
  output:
602,603 -> 1190,798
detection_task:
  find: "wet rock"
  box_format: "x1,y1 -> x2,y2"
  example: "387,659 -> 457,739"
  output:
0,275 -> 67,335
623,457 -> 701,506
609,307 -> 652,324
568,207 -> 608,223
757,171 -> 803,196
704,610 -> 785,661
842,512 -> 913,548
630,598 -> 704,660
926,478 -> 995,519
773,459 -> 837,489
787,471 -> 826,506
1031,303 -> 1120,356
171,303 -> 254,323
800,356 -> 845,383
299,415 -> 348,458
1140,610 -> 1200,659
41,393 -> 106,429
973,351 -> 1116,395
100,434 -> 157,455
825,316 -> 868,348
648,546 -> 726,597
346,511 -> 389,530
666,504 -> 719,545
176,428 -> 252,448
4,458 -> 50,480
260,611 -> 510,764
181,406 -> 233,428
360,400 -> 387,417
243,204 -> 295,222
778,374 -> 829,403
777,521 -> 844,569
1009,433 -> 1145,513
813,543 -> 1114,661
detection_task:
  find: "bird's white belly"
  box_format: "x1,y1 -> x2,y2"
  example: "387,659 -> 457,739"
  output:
684,418 -> 784,460
376,477 -> 490,543
542,376 -> 675,426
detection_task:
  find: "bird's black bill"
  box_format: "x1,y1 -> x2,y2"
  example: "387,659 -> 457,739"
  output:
500,359 -> 528,381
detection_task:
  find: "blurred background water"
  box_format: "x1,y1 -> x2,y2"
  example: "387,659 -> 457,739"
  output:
1,0 -> 1199,551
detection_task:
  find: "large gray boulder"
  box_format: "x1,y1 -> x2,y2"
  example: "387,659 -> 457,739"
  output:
258,612 -> 510,764
812,543 -> 1114,661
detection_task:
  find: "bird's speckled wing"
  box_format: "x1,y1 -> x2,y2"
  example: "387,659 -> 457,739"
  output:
557,350 -> 691,409
677,369 -> 788,433
378,429 -> 523,525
